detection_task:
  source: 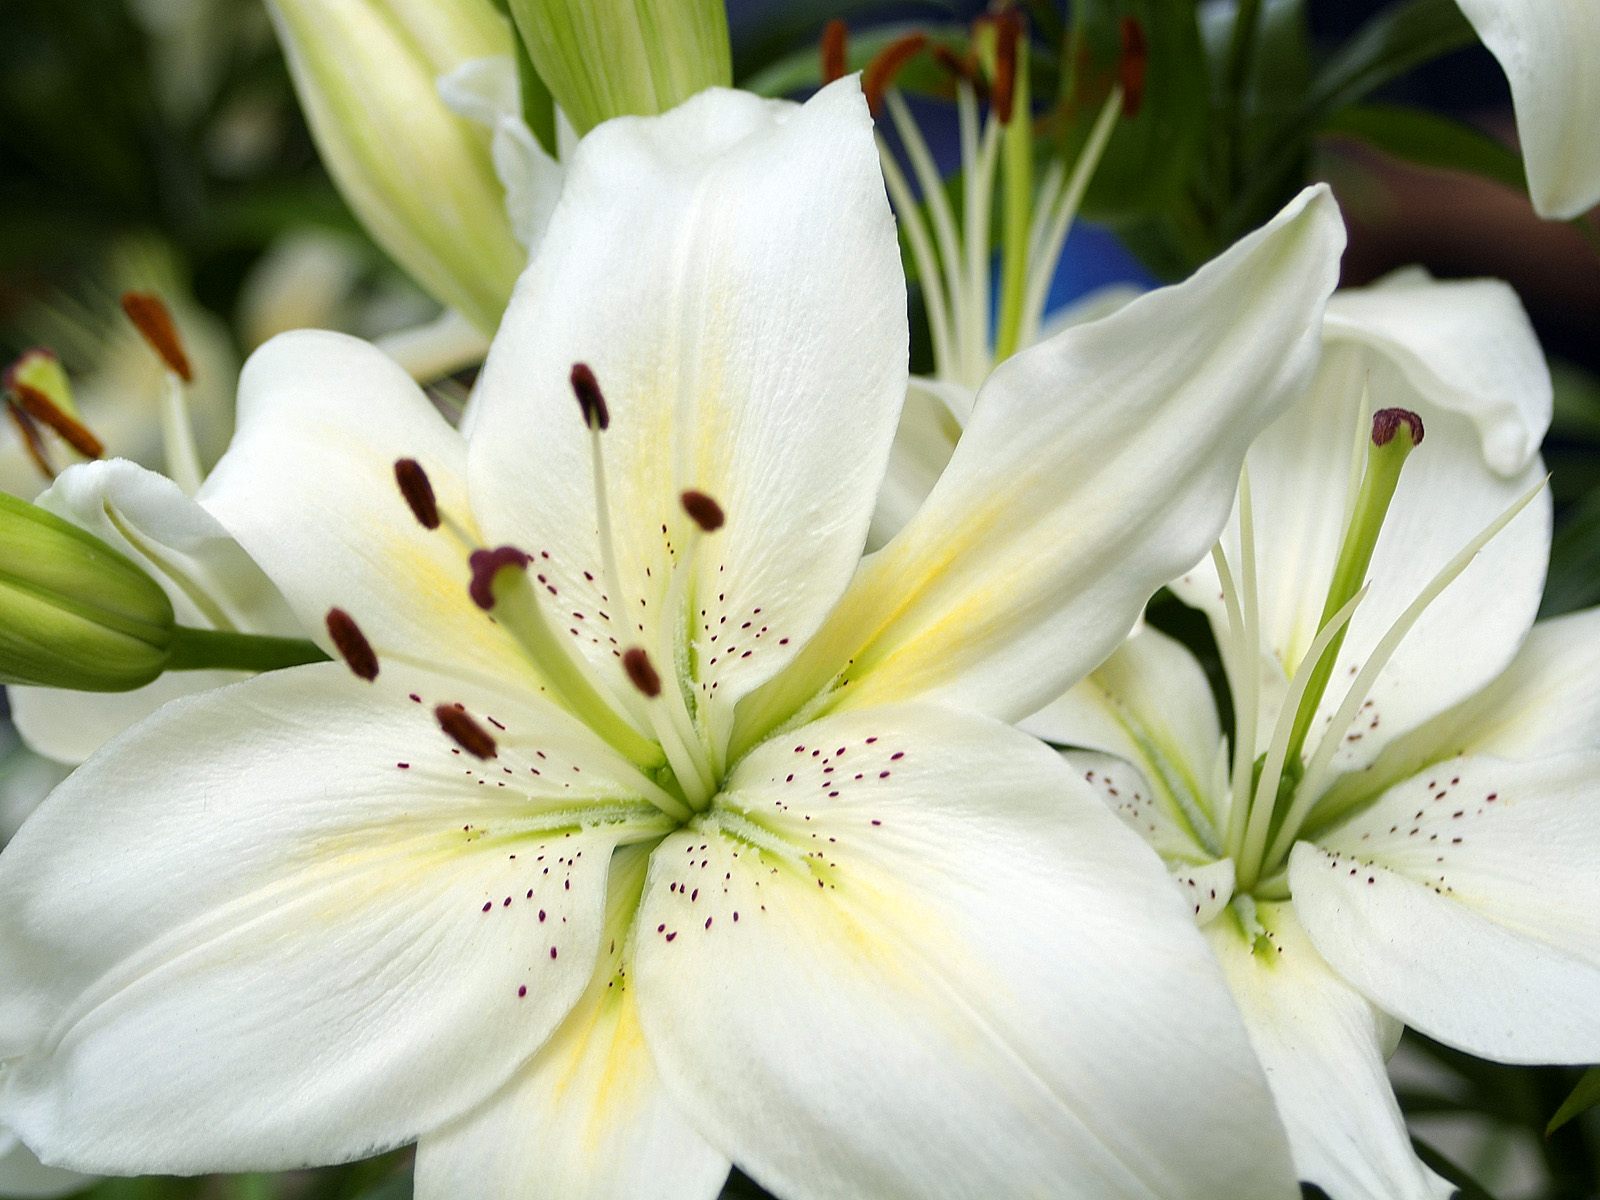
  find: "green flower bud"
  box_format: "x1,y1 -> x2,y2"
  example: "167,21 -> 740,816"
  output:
0,491 -> 175,692
266,0 -> 525,333
507,0 -> 732,134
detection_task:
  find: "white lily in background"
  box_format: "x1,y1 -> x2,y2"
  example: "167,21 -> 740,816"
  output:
1454,0 -> 1600,220
0,242 -> 236,499
0,79 -> 1344,1198
1028,270 -> 1600,1199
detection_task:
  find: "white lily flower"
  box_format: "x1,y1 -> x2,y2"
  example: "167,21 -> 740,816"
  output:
1027,270 -> 1596,1199
1455,0 -> 1600,219
0,80 -> 1343,1198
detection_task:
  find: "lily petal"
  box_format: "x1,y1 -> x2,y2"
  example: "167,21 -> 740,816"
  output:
202,330 -> 524,684
467,78 -> 907,716
1291,752 -> 1600,1063
1329,606 -> 1600,809
1208,902 -> 1453,1200
634,705 -> 1297,1200
11,458 -> 298,764
0,1133 -> 93,1200
414,845 -> 729,1200
1455,0 -> 1600,219
0,663 -> 672,1172
866,378 -> 969,550
741,185 -> 1343,740
1173,285 -> 1551,771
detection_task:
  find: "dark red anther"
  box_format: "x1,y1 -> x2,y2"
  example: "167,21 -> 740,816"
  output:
119,292 -> 193,381
394,458 -> 440,530
680,489 -> 725,533
7,382 -> 103,459
863,33 -> 928,116
571,363 -> 609,431
1371,408 -> 1425,447
1118,17 -> 1148,117
436,704 -> 498,760
326,607 -> 379,681
931,44 -> 980,90
821,19 -> 848,85
622,647 -> 662,697
469,545 -> 532,610
992,11 -> 1024,125
4,404 -> 52,478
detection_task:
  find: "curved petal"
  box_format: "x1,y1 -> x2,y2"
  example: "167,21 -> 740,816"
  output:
1208,903 -> 1453,1200
201,330 -> 524,684
11,459 -> 300,764
866,378 -> 969,550
739,185 -> 1344,741
414,845 -> 729,1200
1455,0 -> 1600,219
0,1135 -> 93,1200
0,663 -> 673,1172
467,78 -> 908,720
634,705 -> 1297,1200
1324,606 -> 1600,810
1291,752 -> 1600,1064
1324,268 -> 1551,475
1173,326 -> 1551,774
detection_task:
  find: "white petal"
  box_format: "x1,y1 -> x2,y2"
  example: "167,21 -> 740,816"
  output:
1325,268 -> 1551,475
1064,750 -> 1215,869
0,663 -> 673,1172
743,185 -> 1344,737
0,1134 -> 93,1200
1291,752 -> 1600,1063
866,377 -> 969,549
201,330 -> 524,683
1173,297 -> 1551,772
1456,0 -> 1600,219
10,459 -> 300,764
467,79 -> 907,718
415,845 -> 729,1200
1208,902 -> 1453,1200
1335,606 -> 1600,808
0,730 -> 68,844
437,56 -> 565,250
633,705 -> 1297,1200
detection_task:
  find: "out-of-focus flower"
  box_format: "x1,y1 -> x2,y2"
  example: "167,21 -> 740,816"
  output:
1455,0 -> 1600,219
0,80 -> 1344,1199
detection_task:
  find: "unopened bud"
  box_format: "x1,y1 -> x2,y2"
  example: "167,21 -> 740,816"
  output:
507,0 -> 732,134
265,0 -> 523,333
0,491 -> 175,691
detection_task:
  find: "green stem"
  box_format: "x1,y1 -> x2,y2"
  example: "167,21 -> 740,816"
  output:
1280,418 -> 1417,776
993,32 -> 1033,363
166,626 -> 330,674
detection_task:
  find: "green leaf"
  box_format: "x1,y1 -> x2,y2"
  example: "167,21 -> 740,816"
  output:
1322,103 -> 1526,194
1299,0 -> 1476,130
1543,490 -> 1600,618
1546,1066 -> 1600,1136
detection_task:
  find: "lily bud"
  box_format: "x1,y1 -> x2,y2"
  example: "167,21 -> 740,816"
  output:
0,492 -> 176,691
506,0 -> 731,134
265,0 -> 525,332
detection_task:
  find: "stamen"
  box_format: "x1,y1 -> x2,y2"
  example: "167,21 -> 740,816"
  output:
435,704 -> 498,759
1118,17 -> 1148,117
932,45 -> 981,91
469,545 -> 532,610
119,292 -> 192,381
4,404 -> 53,479
863,33 -> 927,116
622,647 -> 662,697
991,11 -> 1022,125
1273,475 -> 1548,858
1372,406 -> 1425,447
570,362 -> 609,431
394,458 -> 440,530
680,489 -> 725,532
325,607 -> 379,681
820,18 -> 848,85
7,382 -> 103,459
